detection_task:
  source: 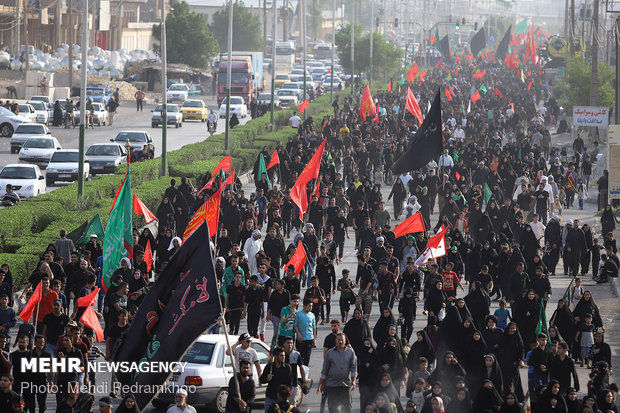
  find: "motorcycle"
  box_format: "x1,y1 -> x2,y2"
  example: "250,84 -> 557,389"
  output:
63,112 -> 74,129
207,119 -> 217,136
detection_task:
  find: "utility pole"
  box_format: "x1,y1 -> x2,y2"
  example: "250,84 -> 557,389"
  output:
330,0 -> 335,103
77,0 -> 88,200
302,0 -> 307,118
269,0 -> 276,131
570,0 -> 575,54
350,0 -> 354,94
263,0 -> 267,43
590,0 -> 599,106
224,0 -> 233,151
615,16 -> 620,124
69,0 -> 74,94
24,0 -> 29,71
160,0 -> 168,175
15,0 -> 20,59
56,0 -> 61,51
369,0 -> 373,87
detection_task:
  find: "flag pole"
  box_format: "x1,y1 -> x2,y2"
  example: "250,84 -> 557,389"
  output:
34,301 -> 40,333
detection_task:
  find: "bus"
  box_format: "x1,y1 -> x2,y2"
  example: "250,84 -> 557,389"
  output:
313,43 -> 332,60
275,41 -> 296,73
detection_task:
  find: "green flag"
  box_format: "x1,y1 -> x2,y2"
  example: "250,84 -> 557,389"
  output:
535,298 -> 549,336
102,173 -> 133,290
480,84 -> 487,94
484,183 -> 493,204
258,153 -> 271,189
399,76 -> 405,86
516,19 -> 528,34
77,214 -> 105,246
434,27 -> 441,50
445,73 -> 452,81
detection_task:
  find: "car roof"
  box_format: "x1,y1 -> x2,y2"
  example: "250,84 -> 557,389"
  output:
90,143 -> 121,147
194,334 -> 268,346
183,100 -> 205,104
3,163 -> 36,168
51,149 -> 78,153
116,130 -> 147,133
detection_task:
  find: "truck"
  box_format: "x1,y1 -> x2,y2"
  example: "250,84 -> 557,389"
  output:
86,84 -> 112,105
217,51 -> 265,104
217,56 -> 254,104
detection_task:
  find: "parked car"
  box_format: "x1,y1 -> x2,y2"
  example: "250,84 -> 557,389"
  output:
86,143 -> 128,174
10,123 -> 52,154
219,97 -> 247,118
152,104 -> 183,128
0,164 -> 46,199
152,334 -> 310,413
28,96 -> 52,108
257,92 -> 279,107
74,103 -> 108,126
167,83 -> 190,103
46,149 -> 90,186
27,101 -> 50,124
0,106 -> 32,137
181,100 -> 208,122
18,136 -> 61,167
17,104 -> 37,123
277,89 -> 299,107
110,131 -> 154,152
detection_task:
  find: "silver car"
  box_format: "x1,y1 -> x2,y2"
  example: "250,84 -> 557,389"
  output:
86,143 -> 128,174
151,104 -> 183,128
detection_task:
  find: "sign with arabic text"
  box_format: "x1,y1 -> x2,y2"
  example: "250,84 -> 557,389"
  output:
609,145 -> 620,200
572,106 -> 609,127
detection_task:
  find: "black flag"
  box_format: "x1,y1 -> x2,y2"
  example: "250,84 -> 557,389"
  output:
392,89 -> 443,175
440,35 -> 450,59
495,25 -> 512,61
113,222 -> 221,410
470,27 -> 487,57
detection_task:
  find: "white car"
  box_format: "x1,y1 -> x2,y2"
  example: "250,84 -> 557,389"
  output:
0,163 -> 46,199
86,143 -> 128,174
28,96 -> 52,107
0,106 -> 32,137
219,96 -> 247,118
10,123 -> 52,154
151,104 -> 183,128
18,136 -> 62,167
257,92 -> 279,107
17,104 -> 37,123
152,334 -> 310,413
277,89 -> 299,107
76,103 -> 108,126
27,101 -> 50,124
297,76 -> 316,90
46,149 -> 90,186
167,83 -> 190,103
288,69 -> 307,82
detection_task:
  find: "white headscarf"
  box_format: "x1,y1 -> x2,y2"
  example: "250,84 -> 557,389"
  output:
120,257 -> 132,269
168,236 -> 182,251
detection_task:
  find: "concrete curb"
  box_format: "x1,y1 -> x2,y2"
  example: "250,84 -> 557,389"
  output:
611,277 -> 620,299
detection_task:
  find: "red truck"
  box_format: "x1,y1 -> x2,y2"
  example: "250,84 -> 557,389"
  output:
217,56 -> 253,104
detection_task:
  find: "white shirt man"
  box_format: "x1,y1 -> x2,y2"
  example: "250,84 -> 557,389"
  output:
289,112 -> 301,128
529,217 -> 546,241
243,230 -> 263,276
453,125 -> 465,142
438,150 -> 454,169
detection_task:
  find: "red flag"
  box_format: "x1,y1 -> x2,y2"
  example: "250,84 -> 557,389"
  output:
144,240 -> 153,272
290,180 -> 308,220
211,155 -> 232,176
267,150 -> 280,169
444,88 -> 452,101
284,240 -> 307,275
449,88 -> 456,98
313,178 -> 321,199
359,84 -> 376,121
222,169 -> 235,187
494,88 -> 504,98
197,175 -> 217,195
430,36 -> 436,43
528,80 -> 534,90
406,63 -> 420,82
77,287 -> 104,342
435,58 -> 442,68
133,195 -> 157,223
298,98 -> 309,114
470,91 -> 481,102
456,57 -> 461,62
298,138 -> 326,183
472,69 -> 486,79
418,70 -> 427,82
454,68 -> 459,76
455,171 -> 461,181
19,282 -> 42,322
405,87 -> 424,125
387,80 -> 392,91
393,211 -> 426,238
183,188 -> 222,241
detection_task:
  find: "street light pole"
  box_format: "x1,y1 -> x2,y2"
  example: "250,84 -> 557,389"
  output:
160,0 -> 168,176
330,0 -> 335,103
369,0 -> 373,88
350,0 -> 354,94
303,0 -> 307,118
270,0 -> 276,131
224,0 -> 233,150
77,0 -> 88,200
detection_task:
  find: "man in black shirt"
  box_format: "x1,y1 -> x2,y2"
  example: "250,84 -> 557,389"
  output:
267,279 -> 291,346
263,227 -> 286,279
355,255 -> 375,322
10,336 -> 31,395
244,275 -> 264,339
226,359 -> 256,413
259,347 -> 293,411
283,266 -> 301,296
316,257 -> 336,324
55,335 -> 83,401
42,299 -> 69,356
0,373 -> 19,411
534,183 -> 550,224
528,334 -> 550,400
24,335 -> 50,413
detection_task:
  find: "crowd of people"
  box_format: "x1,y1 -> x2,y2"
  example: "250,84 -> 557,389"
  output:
0,55 -> 618,413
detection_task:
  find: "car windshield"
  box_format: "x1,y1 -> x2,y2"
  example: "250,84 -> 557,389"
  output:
93,103 -> 104,110
29,97 -> 47,102
87,145 -> 120,156
258,94 -> 271,100
87,88 -> 105,96
0,107 -> 14,116
276,75 -> 289,80
115,132 -> 146,143
283,83 -> 298,89
0,166 -> 36,179
154,105 -> 179,113
278,90 -> 295,96
222,97 -> 243,105
169,84 -> 188,91
181,342 -> 216,364
15,125 -> 45,134
50,152 -> 78,162
18,105 -> 30,112
183,101 -> 203,108
29,102 -> 46,110
23,138 -> 54,149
